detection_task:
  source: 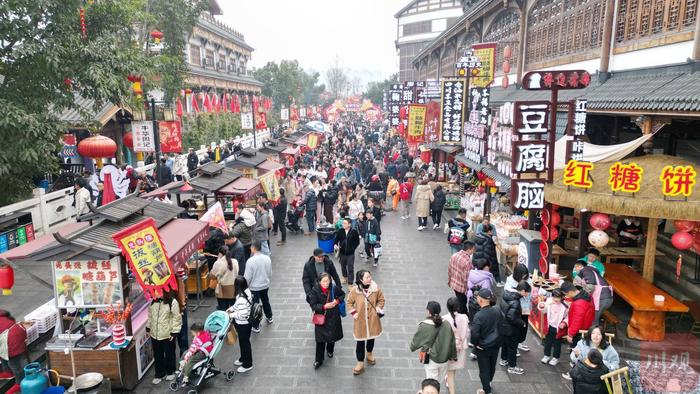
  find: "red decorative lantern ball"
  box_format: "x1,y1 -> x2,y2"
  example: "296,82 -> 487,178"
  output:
674,220 -> 697,233
550,211 -> 561,227
0,264 -> 14,295
672,231 -> 694,250
77,135 -> 117,158
123,132 -> 133,149
589,213 -> 611,231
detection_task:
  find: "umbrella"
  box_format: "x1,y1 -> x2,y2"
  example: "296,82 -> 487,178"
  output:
305,121 -> 331,134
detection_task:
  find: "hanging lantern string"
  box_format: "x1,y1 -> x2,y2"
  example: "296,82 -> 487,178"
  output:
79,8 -> 87,39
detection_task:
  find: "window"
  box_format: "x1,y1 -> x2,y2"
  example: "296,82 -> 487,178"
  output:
403,21 -> 432,35
526,0 -> 606,66
616,0 -> 698,43
484,9 -> 521,74
189,44 -> 201,66
205,50 -> 214,66
440,46 -> 455,77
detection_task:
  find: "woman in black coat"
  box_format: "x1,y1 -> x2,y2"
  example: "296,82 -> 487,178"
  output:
309,272 -> 345,369
473,227 -> 501,283
430,185 -> 447,230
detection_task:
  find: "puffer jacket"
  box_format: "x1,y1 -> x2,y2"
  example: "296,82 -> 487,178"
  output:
231,219 -> 253,247
302,190 -> 317,213
570,360 -> 610,394
498,290 -> 524,336
146,298 -> 182,340
567,291 -> 595,337
431,189 -> 447,211
473,232 -> 497,265
467,269 -> 495,300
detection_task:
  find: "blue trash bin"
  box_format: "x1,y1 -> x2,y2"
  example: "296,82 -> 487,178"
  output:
317,226 -> 335,254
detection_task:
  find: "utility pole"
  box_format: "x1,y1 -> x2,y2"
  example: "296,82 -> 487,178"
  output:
151,98 -> 162,179
249,92 -> 257,149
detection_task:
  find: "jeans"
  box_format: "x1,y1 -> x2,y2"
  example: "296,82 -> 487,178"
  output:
152,337 -> 177,378
217,298 -> 235,311
177,309 -> 189,356
424,359 -> 449,380
431,209 -> 443,226
400,200 -> 410,217
418,217 -> 428,227
454,291 -> 468,315
475,346 -> 499,393
234,322 -> 253,368
339,253 -> 355,281
594,297 -> 614,329
251,288 -> 273,328
273,214 -> 286,242
356,339 -> 375,361
306,211 -> 316,232
315,341 -> 336,363
500,332 -> 519,367
544,326 -> 562,359
260,240 -> 271,256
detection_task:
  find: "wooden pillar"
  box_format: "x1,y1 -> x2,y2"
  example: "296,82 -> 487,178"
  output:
642,217 -> 659,282
640,115 -> 654,154
693,3 -> 700,60
516,1 -> 528,84
599,0 -> 616,78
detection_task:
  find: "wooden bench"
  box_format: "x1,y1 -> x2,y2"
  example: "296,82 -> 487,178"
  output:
601,310 -> 620,337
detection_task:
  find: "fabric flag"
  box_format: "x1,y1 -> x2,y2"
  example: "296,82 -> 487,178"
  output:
231,95 -> 240,113
677,254 -> 683,283
175,97 -> 183,118
222,94 -> 228,113
102,172 -> 116,205
191,92 -> 200,113
203,94 -> 212,113
199,201 -> 228,233
212,94 -> 219,113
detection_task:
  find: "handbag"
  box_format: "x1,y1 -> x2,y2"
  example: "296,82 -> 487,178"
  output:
225,326 -> 238,345
367,233 -> 377,244
312,288 -> 331,326
332,285 -> 346,317
208,277 -> 218,291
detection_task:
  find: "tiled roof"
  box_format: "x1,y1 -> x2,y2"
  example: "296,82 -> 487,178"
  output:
54,95 -> 118,125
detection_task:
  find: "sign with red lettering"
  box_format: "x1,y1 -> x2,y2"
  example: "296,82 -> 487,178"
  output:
158,121 -> 182,153
53,257 -> 123,308
522,70 -> 591,91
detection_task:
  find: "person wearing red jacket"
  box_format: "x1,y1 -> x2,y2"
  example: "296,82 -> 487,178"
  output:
561,282 -> 594,347
0,309 -> 29,391
398,177 -> 413,220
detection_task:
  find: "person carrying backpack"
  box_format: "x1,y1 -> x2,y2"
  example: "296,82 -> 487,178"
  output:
446,209 -> 470,255
228,276 -> 255,373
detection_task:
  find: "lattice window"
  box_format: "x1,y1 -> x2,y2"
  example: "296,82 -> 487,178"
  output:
616,0 -> 698,42
484,9 -> 521,73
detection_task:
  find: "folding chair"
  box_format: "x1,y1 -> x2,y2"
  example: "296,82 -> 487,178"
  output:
601,366 -> 633,394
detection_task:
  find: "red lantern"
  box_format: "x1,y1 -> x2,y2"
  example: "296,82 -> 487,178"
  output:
540,225 -> 550,241
550,211 -> 561,227
503,45 -> 512,59
541,209 -> 550,225
539,241 -> 549,258
674,220 -> 697,232
0,264 -> 14,295
589,213 -> 611,231
150,30 -> 164,43
122,132 -> 133,149
502,77 -> 509,89
672,231 -> 693,250
502,60 -> 511,74
539,257 -> 548,274
77,135 -> 117,158
184,88 -> 192,95
550,226 -> 559,241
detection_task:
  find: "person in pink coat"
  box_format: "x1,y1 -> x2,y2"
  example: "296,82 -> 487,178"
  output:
442,297 -> 470,394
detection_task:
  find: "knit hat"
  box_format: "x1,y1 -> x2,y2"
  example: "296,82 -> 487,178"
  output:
477,288 -> 493,300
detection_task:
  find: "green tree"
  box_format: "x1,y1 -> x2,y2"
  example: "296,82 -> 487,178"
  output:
254,60 -> 325,111
363,74 -> 398,105
0,0 -> 204,205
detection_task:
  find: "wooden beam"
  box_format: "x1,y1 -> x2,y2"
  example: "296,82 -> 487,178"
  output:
642,217 -> 659,282
598,0 -> 615,75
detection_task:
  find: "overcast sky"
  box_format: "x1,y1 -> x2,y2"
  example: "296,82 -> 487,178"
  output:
217,0 -> 407,83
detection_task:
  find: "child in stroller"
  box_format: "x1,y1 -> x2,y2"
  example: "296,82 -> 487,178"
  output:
170,311 -> 234,393
285,196 -> 304,234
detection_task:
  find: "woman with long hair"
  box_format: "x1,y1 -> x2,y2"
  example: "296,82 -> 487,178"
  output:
346,270 -> 385,375
563,325 -> 620,381
210,246 -> 238,311
410,301 -> 457,381
228,276 -> 254,373
442,297 -> 470,394
308,272 -> 344,369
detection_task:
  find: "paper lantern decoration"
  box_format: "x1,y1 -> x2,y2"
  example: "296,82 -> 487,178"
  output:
78,135 -> 117,158
541,225 -> 550,242
674,220 -> 696,232
502,60 -> 511,74
671,231 -> 693,250
123,132 -> 133,149
539,257 -> 548,274
150,30 -> 163,44
588,230 -> 610,248
539,241 -> 549,258
502,76 -> 509,89
551,211 -> 561,227
589,213 -> 611,231
541,209 -> 550,225
550,226 -> 559,242
0,264 -> 14,295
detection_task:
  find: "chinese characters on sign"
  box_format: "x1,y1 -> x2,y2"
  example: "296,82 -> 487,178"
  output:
513,142 -> 548,173
488,103 -> 514,177
132,121 -> 155,152
259,171 -> 281,202
512,180 -> 545,210
281,108 -> 289,121
522,70 -> 591,91
53,257 -> 123,309
423,101 -> 442,144
158,121 -> 182,153
241,112 -> 253,130
407,104 -> 426,138
514,101 -> 550,135
470,43 -> 497,88
660,165 -> 697,198
563,160 -> 594,189
439,79 -> 466,144
389,84 -> 402,128
463,87 -> 490,164
112,218 -> 178,300
568,99 -> 587,161
608,162 -> 643,193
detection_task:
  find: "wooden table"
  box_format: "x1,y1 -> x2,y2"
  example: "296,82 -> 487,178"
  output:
605,263 -> 688,341
598,247 -> 663,264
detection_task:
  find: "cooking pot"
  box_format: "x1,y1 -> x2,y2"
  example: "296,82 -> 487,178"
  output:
70,372 -> 103,392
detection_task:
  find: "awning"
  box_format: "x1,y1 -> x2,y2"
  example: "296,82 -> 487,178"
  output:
281,146 -> 300,156
435,145 -> 462,155
160,219 -> 209,270
257,159 -> 284,174
0,221 -> 89,261
454,154 -> 485,171
141,180 -> 185,198
217,177 -> 262,197
481,166 -> 512,193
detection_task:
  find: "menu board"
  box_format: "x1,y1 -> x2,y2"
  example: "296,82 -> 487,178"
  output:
439,79 -> 467,144
53,257 -> 123,309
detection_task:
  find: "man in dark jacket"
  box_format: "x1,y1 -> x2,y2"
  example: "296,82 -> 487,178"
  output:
186,148 -> 199,173
301,186 -> 318,235
203,227 -> 225,271
570,348 -> 609,394
323,181 -> 339,223
470,288 -> 503,394
273,188 -> 288,246
302,248 -> 342,304
224,233 -> 247,274
474,227 -> 501,283
334,218 -> 360,284
447,208 -> 470,255
156,157 -> 173,187
430,185 -> 447,230
499,281 -> 531,374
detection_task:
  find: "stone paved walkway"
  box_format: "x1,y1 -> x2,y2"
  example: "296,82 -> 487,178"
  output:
134,210 -> 575,394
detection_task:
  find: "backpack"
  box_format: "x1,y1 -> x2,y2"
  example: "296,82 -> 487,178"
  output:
449,226 -> 467,245
250,300 -> 264,324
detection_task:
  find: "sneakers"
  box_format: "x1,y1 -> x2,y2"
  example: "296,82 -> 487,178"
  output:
470,352 -> 477,360
373,261 -> 377,267
562,372 -> 572,380
499,359 -> 508,367
516,351 -> 521,357
496,282 -> 505,287
313,361 -> 322,369
548,358 -> 560,366
267,317 -> 274,324
165,374 -> 175,381
152,378 -> 162,385
237,366 -> 253,373
327,352 -> 334,359
507,367 -> 525,375
417,226 -> 423,231
518,344 -> 530,352
433,224 -> 439,230
400,216 -> 407,220
541,356 -> 552,364
234,359 -> 243,366
252,327 -> 261,333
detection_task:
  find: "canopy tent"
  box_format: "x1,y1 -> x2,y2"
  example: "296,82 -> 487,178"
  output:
304,121 -> 332,134
217,177 -> 262,200
553,133 -> 654,170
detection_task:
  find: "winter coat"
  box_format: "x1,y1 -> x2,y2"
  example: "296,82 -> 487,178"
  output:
273,196 -> 288,220
431,189 -> 447,212
335,227 -> 360,256
469,305 -> 503,349
324,186 -> 339,204
473,232 -> 498,266
467,269 -> 495,300
570,340 -> 620,370
410,320 -> 457,364
210,255 -> 238,299
443,313 -> 470,352
302,256 -> 342,300
414,184 -> 434,218
301,190 -> 317,213
447,217 -> 470,245
499,290 -> 525,336
226,239 -> 246,275
0,311 -> 26,358
570,360 -> 610,394
187,152 -> 199,171
229,289 -> 253,325
567,291 -> 595,337
363,218 -> 381,243
309,284 -> 345,343
231,220 -> 253,247
156,165 -> 173,187
347,281 -> 385,341
146,298 -> 182,341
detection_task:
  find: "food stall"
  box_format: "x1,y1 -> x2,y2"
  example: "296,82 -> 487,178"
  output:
257,140 -> 286,161
545,154 -> 696,341
1,196 -> 209,390
216,177 -> 262,217
225,152 -> 267,178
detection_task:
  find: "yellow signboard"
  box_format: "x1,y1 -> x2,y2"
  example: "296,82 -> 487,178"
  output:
471,43 -> 497,88
408,104 -> 427,137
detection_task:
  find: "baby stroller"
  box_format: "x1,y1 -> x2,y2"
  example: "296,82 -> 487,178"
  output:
170,311 -> 234,394
286,207 -> 304,234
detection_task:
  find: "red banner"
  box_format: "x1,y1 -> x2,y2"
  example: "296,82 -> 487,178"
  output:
424,101 -> 442,144
255,112 -> 268,130
158,121 -> 182,153
290,107 -> 299,122
112,218 -> 178,300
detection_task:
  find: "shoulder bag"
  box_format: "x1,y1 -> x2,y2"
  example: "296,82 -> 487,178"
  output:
333,285 -> 347,317
361,289 -> 384,318
312,289 -> 331,326
418,322 -> 440,364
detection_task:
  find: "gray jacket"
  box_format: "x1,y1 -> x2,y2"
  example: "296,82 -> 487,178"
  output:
244,252 -> 272,291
